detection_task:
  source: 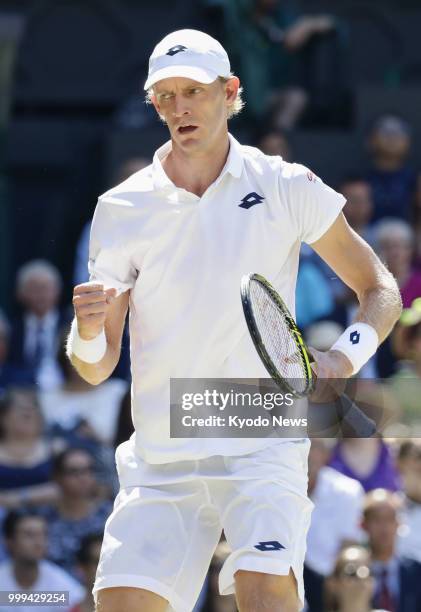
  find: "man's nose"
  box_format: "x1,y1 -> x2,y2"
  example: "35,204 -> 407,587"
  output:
172,95 -> 191,117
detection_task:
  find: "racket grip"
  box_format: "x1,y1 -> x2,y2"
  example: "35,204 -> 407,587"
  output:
337,394 -> 377,438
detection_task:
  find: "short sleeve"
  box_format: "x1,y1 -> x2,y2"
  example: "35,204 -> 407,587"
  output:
286,163 -> 346,244
88,198 -> 137,295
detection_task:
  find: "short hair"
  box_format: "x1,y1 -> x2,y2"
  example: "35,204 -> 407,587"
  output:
3,509 -> 44,539
76,532 -> 103,564
363,488 -> 402,520
145,75 -> 245,120
372,218 -> 414,249
16,259 -> 62,292
338,174 -> 370,191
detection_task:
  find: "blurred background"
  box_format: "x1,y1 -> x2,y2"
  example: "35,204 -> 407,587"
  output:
0,1 -> 421,611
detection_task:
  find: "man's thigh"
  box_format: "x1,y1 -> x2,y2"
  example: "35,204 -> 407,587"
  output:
96,587 -> 168,612
212,441 -> 313,609
94,482 -> 221,612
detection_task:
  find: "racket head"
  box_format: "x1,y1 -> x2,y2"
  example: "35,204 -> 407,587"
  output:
241,273 -> 314,398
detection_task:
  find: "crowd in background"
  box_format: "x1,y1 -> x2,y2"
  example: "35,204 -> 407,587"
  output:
1,0 -> 421,611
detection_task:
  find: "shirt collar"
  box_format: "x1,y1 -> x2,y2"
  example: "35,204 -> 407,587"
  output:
151,133 -> 244,192
371,556 -> 399,575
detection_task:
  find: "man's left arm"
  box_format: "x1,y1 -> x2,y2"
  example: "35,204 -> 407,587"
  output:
309,212 -> 402,377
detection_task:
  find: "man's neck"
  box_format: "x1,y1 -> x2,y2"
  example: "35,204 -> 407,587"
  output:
13,560 -> 39,589
162,134 -> 230,198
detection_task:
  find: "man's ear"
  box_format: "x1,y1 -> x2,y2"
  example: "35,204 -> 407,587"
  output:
225,76 -> 240,104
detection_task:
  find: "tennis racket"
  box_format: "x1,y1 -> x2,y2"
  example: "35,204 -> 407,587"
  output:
241,273 -> 377,437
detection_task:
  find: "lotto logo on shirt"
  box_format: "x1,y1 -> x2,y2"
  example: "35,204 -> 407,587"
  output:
307,171 -> 317,183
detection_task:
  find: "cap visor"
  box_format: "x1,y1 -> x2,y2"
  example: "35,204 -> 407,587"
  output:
144,65 -> 219,90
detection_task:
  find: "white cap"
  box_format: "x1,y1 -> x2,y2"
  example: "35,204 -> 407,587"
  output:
144,29 -> 231,90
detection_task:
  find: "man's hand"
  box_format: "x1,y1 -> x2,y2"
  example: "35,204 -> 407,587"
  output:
308,347 -> 353,404
72,282 -> 117,341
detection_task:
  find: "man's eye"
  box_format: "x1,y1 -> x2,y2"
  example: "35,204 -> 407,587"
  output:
190,88 -> 202,94
160,94 -> 173,101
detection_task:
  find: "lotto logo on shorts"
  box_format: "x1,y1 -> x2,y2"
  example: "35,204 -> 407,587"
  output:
350,330 -> 360,345
254,541 -> 285,552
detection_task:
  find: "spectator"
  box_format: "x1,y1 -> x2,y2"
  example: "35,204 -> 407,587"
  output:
396,440 -> 421,564
255,128 -> 292,161
366,115 -> 419,223
210,0 -> 348,129
41,448 -> 112,576
305,439 -> 364,612
0,388 -> 59,509
388,301 -> 421,427
329,438 -> 401,493
40,329 -> 128,446
0,309 -> 34,393
372,219 -> 421,377
0,509 -> 85,612
8,260 -> 66,390
373,219 -> 421,309
362,488 -> 421,612
72,532 -> 103,612
340,176 -> 374,244
324,545 -> 375,612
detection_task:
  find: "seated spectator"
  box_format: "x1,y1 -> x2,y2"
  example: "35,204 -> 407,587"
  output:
396,440 -> 421,564
362,488 -> 421,611
0,509 -> 85,612
72,532 -> 103,612
41,448 -> 112,576
329,438 -> 401,493
0,388 -> 59,510
372,219 -> 421,376
340,176 -> 374,244
8,260 -> 66,390
388,301 -> 421,427
366,115 -> 420,223
40,329 -> 128,446
305,439 -> 364,612
373,219 -> 421,309
324,545 -> 375,612
210,0 -> 348,129
0,309 -> 34,393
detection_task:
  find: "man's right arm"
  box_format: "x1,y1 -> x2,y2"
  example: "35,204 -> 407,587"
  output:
67,283 -> 130,385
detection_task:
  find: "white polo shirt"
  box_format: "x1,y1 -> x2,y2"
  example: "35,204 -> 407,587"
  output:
89,134 -> 345,464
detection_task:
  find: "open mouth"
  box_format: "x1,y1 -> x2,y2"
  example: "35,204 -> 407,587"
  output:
178,125 -> 198,134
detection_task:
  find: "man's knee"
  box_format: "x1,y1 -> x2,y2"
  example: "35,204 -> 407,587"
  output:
95,586 -> 168,612
235,569 -> 300,612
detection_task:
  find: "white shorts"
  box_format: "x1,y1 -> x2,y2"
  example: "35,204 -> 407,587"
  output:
93,440 -> 313,612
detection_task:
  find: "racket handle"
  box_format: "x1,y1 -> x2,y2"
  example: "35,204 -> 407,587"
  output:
336,394 -> 377,438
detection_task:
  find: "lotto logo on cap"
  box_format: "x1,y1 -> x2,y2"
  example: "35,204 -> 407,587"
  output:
144,29 -> 231,90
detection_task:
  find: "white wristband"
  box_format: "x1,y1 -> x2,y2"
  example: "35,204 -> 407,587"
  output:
330,322 -> 378,375
68,319 -> 107,364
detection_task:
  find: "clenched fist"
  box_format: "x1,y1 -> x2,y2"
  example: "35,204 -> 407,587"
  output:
72,282 -> 117,341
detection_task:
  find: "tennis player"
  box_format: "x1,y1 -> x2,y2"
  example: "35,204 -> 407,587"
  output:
67,30 -> 402,612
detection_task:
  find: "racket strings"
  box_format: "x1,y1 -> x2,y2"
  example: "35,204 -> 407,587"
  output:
250,280 -> 308,394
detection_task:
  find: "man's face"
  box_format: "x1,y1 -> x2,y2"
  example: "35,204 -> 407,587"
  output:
151,76 -> 238,155
342,181 -> 373,228
363,503 -> 398,554
18,273 -> 60,317
8,517 -> 47,563
57,450 -> 96,498
3,392 -> 42,440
